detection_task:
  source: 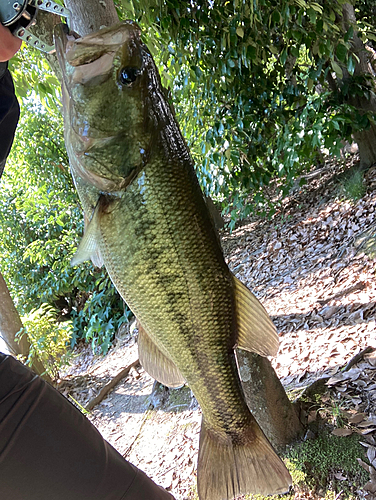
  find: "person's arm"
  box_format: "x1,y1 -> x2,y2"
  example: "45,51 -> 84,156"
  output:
0,353 -> 175,500
0,23 -> 22,62
0,24 -> 21,177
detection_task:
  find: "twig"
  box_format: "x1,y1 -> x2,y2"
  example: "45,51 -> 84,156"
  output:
68,394 -> 90,415
342,346 -> 375,373
85,359 -> 140,411
299,165 -> 333,180
123,407 -> 152,458
317,282 -> 366,306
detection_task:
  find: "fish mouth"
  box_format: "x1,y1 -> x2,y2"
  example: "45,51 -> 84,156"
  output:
54,21 -> 142,69
54,23 -> 79,65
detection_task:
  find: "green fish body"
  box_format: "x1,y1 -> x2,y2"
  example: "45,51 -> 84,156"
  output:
55,21 -> 291,500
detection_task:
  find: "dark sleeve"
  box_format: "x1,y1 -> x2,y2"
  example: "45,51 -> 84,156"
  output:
0,353 -> 175,500
0,61 -> 20,178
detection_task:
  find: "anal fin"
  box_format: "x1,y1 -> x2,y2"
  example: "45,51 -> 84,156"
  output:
137,322 -> 185,389
233,275 -> 279,357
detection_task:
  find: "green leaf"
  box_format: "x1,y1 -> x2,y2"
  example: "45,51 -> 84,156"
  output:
272,10 -> 281,24
308,8 -> 317,24
347,55 -> 356,75
336,43 -> 347,63
310,3 -> 323,14
236,26 -> 244,38
291,46 -> 300,58
331,60 -> 343,79
280,48 -> 288,65
344,25 -> 354,43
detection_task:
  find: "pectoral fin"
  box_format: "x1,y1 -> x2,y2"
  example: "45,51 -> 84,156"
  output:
233,275 -> 279,357
83,213 -> 104,268
137,322 -> 185,388
71,202 -> 102,266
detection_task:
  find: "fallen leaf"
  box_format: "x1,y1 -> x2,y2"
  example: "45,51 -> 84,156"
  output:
357,428 -> 376,435
357,458 -> 371,472
364,479 -> 376,493
334,472 -> 347,480
327,374 -> 346,386
371,465 -> 376,481
367,447 -> 376,464
365,352 -> 376,367
358,421 -> 376,428
336,384 -> 348,392
332,428 -> 353,436
321,306 -> 337,319
349,413 -> 366,424
308,410 -> 317,424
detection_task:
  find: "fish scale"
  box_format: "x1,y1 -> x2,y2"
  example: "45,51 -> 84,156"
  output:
55,20 -> 292,500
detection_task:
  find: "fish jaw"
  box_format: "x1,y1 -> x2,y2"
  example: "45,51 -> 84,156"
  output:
54,21 -> 152,194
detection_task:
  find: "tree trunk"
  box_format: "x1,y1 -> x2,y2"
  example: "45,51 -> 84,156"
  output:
236,349 -> 303,450
342,3 -> 376,170
0,272 -> 51,382
64,0 -> 119,36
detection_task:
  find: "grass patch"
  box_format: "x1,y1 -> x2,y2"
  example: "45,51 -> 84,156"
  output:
246,429 -> 368,499
339,168 -> 365,201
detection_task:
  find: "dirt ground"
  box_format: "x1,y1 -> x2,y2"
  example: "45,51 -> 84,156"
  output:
58,154 -> 376,500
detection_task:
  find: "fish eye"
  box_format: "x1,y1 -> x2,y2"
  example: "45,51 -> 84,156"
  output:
119,67 -> 140,86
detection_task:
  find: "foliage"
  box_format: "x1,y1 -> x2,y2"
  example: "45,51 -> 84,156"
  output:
119,0 -> 376,227
17,303 -> 72,379
9,42 -> 61,114
0,101 -> 130,353
70,275 -> 132,353
0,101 -> 76,310
339,167 -> 366,200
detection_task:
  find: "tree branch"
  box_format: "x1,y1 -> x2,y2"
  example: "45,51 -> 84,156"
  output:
85,359 -> 140,411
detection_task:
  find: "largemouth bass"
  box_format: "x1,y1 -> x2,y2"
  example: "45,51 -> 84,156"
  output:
55,21 -> 292,500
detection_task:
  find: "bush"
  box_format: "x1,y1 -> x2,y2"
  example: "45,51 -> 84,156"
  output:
18,304 -> 72,380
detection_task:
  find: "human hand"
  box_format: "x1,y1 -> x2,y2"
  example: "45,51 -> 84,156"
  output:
0,23 -> 22,62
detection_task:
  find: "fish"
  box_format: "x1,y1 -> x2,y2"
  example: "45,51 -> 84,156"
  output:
55,21 -> 292,500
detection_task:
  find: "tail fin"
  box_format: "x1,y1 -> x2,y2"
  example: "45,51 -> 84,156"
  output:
197,417 -> 292,500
